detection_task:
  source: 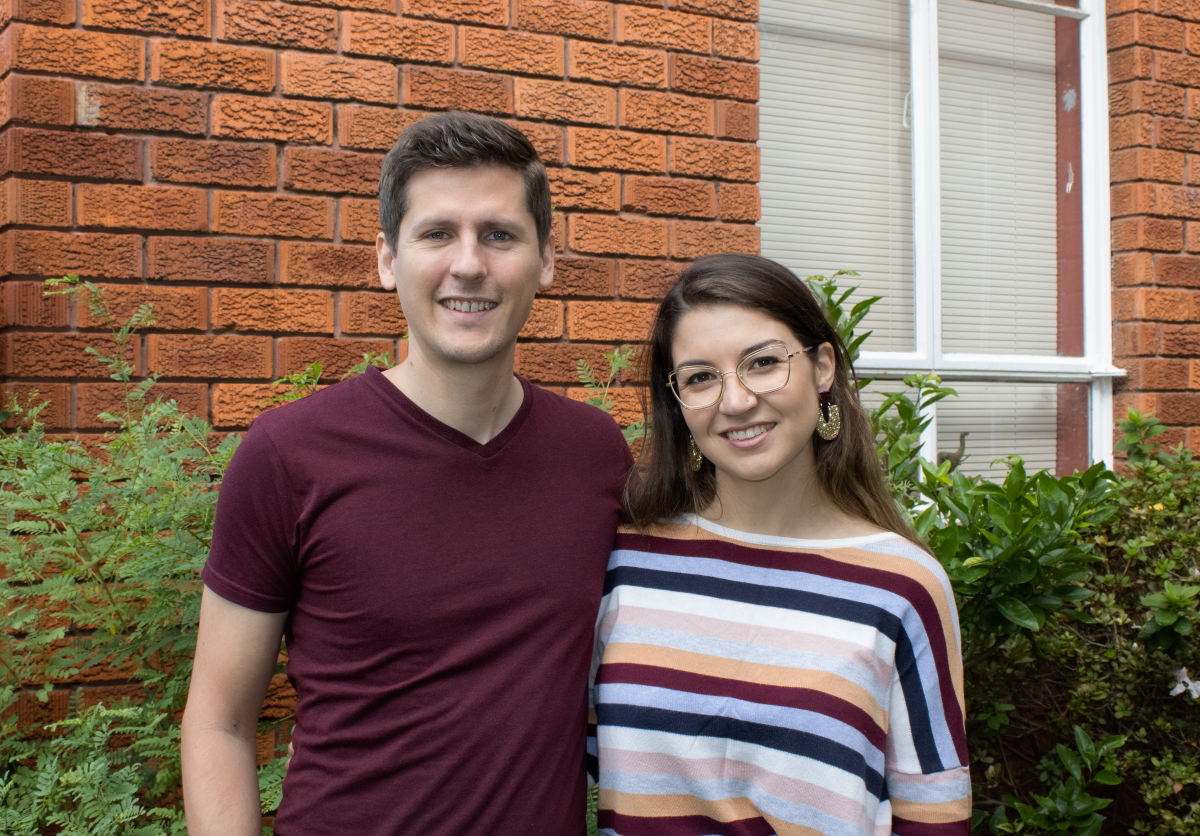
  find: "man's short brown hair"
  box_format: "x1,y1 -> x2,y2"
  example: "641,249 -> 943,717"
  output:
378,112 -> 552,256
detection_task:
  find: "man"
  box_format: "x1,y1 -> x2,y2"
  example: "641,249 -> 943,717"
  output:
181,112 -> 632,835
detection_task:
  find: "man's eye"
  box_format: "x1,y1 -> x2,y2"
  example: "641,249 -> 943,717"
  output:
428,231 -> 448,240
488,230 -> 512,241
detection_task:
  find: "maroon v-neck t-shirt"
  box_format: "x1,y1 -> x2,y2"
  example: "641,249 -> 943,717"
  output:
202,367 -> 632,835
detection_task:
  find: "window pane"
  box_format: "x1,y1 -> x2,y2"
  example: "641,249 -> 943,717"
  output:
939,0 -> 1060,355
759,0 -> 914,352
935,382 -> 1057,481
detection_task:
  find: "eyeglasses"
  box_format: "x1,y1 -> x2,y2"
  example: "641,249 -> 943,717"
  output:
668,343 -> 815,410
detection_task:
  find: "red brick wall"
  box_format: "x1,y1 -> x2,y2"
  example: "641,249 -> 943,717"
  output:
1110,0 -> 1200,450
0,0 -> 761,435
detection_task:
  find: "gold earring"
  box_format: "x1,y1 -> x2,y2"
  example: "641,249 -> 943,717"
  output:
815,397 -> 841,441
688,437 -> 704,472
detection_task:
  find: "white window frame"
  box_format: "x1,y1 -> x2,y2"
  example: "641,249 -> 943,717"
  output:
842,0 -> 1121,467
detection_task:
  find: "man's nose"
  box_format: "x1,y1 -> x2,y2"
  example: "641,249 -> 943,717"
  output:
449,237 -> 486,281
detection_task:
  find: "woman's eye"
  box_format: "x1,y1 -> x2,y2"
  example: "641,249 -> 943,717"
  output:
684,371 -> 716,386
751,356 -> 779,369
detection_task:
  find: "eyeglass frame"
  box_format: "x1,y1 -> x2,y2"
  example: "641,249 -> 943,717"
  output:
666,343 -> 818,410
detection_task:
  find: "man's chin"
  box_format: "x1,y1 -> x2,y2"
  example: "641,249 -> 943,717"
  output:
427,337 -> 515,367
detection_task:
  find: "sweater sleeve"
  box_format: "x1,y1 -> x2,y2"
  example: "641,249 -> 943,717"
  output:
885,587 -> 972,836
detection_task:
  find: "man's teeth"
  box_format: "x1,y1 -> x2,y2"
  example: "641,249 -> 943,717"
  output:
443,300 -> 496,313
726,424 -> 772,441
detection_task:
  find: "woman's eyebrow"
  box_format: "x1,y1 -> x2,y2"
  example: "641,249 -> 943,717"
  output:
676,339 -> 786,368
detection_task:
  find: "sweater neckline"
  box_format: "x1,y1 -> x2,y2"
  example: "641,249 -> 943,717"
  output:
678,513 -> 900,549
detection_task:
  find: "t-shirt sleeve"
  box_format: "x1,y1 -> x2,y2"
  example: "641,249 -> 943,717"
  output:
202,420 -> 301,613
885,589 -> 971,836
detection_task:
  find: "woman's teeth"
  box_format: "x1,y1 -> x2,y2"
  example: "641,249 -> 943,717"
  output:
443,300 -> 496,313
725,424 -> 773,441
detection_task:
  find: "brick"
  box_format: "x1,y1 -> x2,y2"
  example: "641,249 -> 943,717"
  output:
150,237 -> 273,283
7,0 -> 74,24
213,288 -> 334,332
1108,11 -> 1184,50
280,242 -> 377,288
547,169 -> 618,212
1157,393 -> 1200,423
3,280 -> 67,326
212,383 -> 285,428
553,212 -> 565,253
1189,22 -> 1200,54
670,54 -> 757,102
569,214 -> 667,257
341,199 -> 380,243
340,106 -> 427,151
1111,217 -> 1183,252
78,184 -> 206,233
151,42 -> 275,93
1110,113 -> 1155,150
1118,358 -> 1191,390
2,382 -> 70,429
8,691 -> 69,737
619,259 -> 685,299
213,192 -> 334,239
1115,322 -> 1158,357
512,121 -> 564,166
213,95 -> 333,144
516,79 -> 615,126
719,183 -> 759,222
568,128 -> 666,173
285,149 -> 382,196
153,139 -> 276,188
1108,46 -> 1153,82
1158,255 -> 1200,287
514,342 -> 611,383
1110,148 -> 1185,183
5,25 -> 144,81
148,334 -> 273,379
1111,250 -> 1153,285
541,256 -> 614,296
1160,118 -> 1200,153
402,0 -> 507,25
569,42 -> 665,89
518,299 -> 564,339
671,138 -> 758,182
1109,81 -> 1185,118
565,386 -> 643,425
343,12 -> 453,63
624,175 -> 715,218
670,0 -> 754,20
340,290 -> 406,334
1186,222 -> 1200,252
566,300 -> 657,340
83,0 -> 208,36
716,100 -> 758,142
5,128 -> 142,180
617,7 -> 710,54
713,19 -> 758,61
78,684 -> 147,710
4,230 -> 141,278
620,90 -> 713,136
404,67 -> 512,114
1161,0 -> 1200,20
516,0 -> 610,40
283,53 -> 396,105
1113,287 -> 1194,321
1159,52 -> 1200,90
78,284 -> 207,330
1,178 -> 70,226
77,83 -> 206,134
218,0 -> 337,51
461,28 -> 562,77
1164,325 -> 1200,356
0,75 -> 73,126
1,332 -> 138,377
287,0 -> 390,11
670,220 -> 759,259
278,337 -> 393,376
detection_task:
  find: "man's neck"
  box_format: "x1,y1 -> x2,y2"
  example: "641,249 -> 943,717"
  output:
382,341 -> 525,445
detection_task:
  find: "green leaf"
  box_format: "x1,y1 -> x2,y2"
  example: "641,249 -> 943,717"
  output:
1056,743 -> 1083,781
1092,770 -> 1121,786
995,596 -> 1039,630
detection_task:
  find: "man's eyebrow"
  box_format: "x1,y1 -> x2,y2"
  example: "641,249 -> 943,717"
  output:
676,339 -> 785,368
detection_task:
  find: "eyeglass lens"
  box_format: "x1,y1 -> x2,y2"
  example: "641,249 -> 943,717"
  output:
672,344 -> 793,408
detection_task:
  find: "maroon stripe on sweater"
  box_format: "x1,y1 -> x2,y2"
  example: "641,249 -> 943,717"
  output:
598,662 -> 886,749
615,531 -> 968,763
893,815 -> 971,836
599,810 -> 777,836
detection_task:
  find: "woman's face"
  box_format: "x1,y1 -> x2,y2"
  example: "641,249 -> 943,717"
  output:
669,304 -> 836,486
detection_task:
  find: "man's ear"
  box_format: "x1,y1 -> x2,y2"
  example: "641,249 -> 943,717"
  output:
377,233 -> 396,291
538,230 -> 555,290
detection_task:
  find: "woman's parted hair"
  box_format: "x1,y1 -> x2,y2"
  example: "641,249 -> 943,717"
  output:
624,253 -> 919,544
378,112 -> 551,256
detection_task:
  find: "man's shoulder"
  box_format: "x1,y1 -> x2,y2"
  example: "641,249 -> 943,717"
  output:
527,385 -> 630,447
250,373 -> 378,443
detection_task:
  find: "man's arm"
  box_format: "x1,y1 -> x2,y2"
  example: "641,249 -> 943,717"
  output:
182,585 -> 289,836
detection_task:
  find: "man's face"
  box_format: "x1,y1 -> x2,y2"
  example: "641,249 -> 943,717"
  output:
377,165 -> 553,366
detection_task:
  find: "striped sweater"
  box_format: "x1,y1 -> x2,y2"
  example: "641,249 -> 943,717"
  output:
587,515 -> 970,836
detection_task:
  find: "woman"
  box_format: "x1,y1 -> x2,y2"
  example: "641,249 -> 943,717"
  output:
588,255 -> 969,836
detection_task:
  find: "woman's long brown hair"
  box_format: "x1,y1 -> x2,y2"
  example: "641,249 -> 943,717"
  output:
624,253 -> 920,544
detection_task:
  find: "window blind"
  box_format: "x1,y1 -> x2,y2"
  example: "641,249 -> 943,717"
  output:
935,382 -> 1057,480
758,0 -> 914,352
939,0 -> 1059,356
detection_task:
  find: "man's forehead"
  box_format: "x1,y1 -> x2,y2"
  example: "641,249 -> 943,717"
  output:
403,165 -> 529,221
